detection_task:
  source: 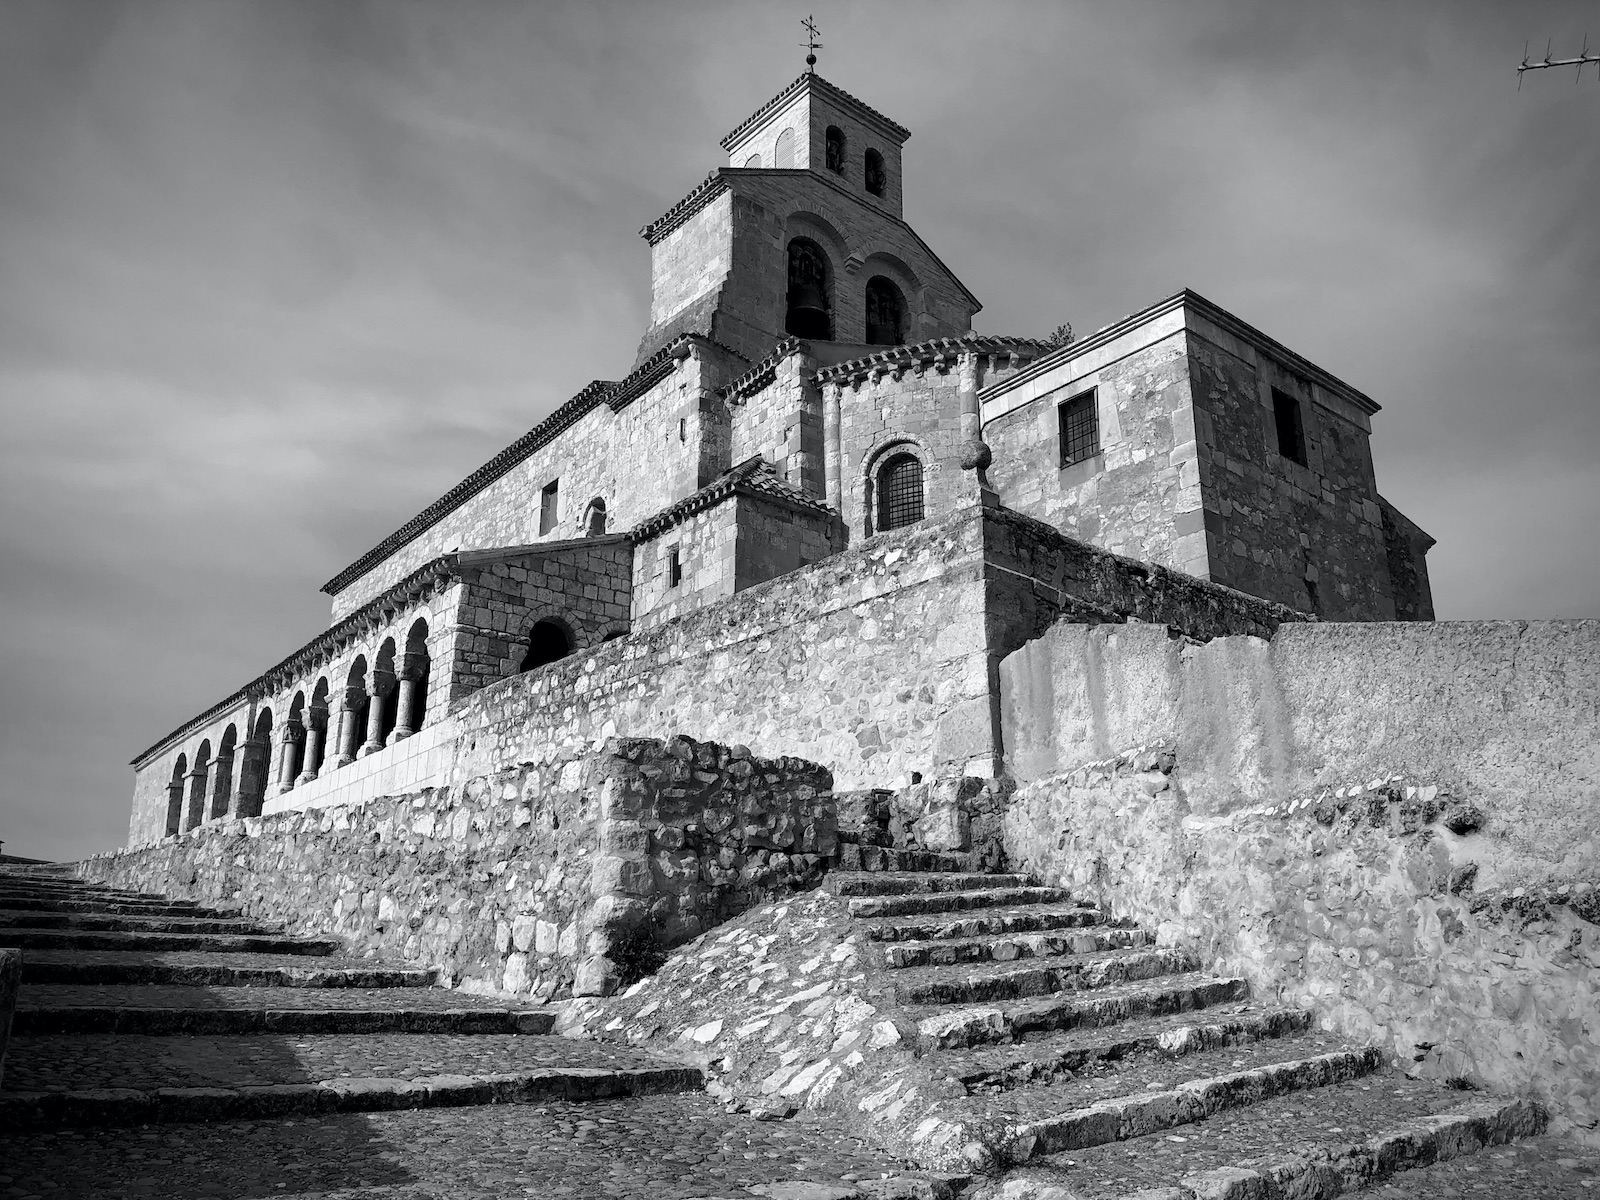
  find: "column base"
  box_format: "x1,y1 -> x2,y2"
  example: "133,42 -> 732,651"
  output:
358,742 -> 384,758
295,770 -> 319,786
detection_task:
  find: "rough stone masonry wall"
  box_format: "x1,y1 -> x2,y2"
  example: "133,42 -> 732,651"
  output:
82,736 -> 834,1001
985,329 -> 1207,577
1188,331 -> 1393,620
1000,617 -> 1600,1130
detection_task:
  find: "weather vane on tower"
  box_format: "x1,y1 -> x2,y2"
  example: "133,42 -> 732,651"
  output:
801,15 -> 822,73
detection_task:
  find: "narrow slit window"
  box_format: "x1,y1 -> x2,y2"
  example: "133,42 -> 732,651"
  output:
1058,389 -> 1100,467
667,546 -> 682,589
539,479 -> 559,534
1272,387 -> 1308,467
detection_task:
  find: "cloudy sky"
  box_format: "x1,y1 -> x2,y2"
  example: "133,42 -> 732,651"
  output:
2,1 -> 1596,862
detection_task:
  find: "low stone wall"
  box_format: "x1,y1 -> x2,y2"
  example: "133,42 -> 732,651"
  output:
0,947 -> 20,1089
1003,750 -> 1600,1132
80,736 -> 835,1000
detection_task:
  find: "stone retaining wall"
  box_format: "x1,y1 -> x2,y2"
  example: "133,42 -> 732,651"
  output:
81,736 -> 835,1000
1003,751 -> 1600,1132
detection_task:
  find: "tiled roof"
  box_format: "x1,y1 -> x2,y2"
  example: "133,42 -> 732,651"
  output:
815,333 -> 1048,387
719,73 -> 911,151
629,455 -> 834,542
720,338 -> 806,403
135,555 -> 463,765
321,333 -> 747,599
639,171 -> 728,244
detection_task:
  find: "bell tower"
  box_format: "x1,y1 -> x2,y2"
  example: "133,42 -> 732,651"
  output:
633,68 -> 978,367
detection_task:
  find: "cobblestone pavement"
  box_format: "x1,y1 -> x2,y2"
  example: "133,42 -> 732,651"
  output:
3,1033 -> 674,1093
0,1093 -> 917,1199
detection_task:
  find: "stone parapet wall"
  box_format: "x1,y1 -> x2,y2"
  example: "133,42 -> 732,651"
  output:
1001,618 -> 1600,873
82,736 -> 836,1001
1003,750 -> 1600,1130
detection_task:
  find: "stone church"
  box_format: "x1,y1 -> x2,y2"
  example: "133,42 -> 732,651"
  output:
127,69 -> 1435,846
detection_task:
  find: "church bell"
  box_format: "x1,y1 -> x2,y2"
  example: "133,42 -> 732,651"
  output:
785,280 -> 832,339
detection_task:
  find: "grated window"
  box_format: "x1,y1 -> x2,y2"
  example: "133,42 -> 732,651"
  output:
876,453 -> 924,531
1058,389 -> 1100,466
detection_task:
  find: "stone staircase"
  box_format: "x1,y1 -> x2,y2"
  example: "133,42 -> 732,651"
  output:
0,863 -> 699,1130
828,865 -> 1549,1198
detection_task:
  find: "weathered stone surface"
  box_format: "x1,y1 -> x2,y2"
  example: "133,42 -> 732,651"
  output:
84,737 -> 835,1001
0,945 -> 21,1088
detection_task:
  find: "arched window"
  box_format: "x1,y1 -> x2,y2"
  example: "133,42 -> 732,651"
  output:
744,153 -> 761,168
825,126 -> 845,174
584,498 -> 608,537
520,620 -> 572,672
876,452 -> 925,532
865,276 -> 907,345
775,127 -> 796,169
374,639 -> 399,746
864,149 -> 886,197
785,238 -> 833,340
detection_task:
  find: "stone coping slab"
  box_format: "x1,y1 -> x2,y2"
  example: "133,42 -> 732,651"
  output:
0,928 -> 339,955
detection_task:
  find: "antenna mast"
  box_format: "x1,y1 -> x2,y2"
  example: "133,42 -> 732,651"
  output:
1517,37 -> 1600,87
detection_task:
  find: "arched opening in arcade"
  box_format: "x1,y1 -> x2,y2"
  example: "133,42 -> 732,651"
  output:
865,276 -> 907,346
520,619 -> 573,672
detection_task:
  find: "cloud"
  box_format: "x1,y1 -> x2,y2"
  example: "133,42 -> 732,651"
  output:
1,0 -> 1595,860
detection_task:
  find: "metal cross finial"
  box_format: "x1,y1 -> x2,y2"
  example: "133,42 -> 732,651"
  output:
801,15 -> 822,73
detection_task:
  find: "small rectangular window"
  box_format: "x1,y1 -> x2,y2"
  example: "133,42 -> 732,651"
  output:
1272,387 -> 1308,467
539,479 -> 559,534
1058,389 -> 1100,467
667,546 -> 682,589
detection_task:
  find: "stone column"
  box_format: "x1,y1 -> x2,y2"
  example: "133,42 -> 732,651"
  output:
391,655 -> 427,741
296,707 -> 328,785
274,720 -> 305,795
360,674 -> 395,757
183,765 -> 208,831
206,751 -> 235,820
823,382 -> 843,511
957,350 -> 998,506
234,735 -> 271,818
334,688 -> 364,766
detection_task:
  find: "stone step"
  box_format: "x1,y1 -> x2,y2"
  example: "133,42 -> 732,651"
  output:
0,1031 -> 699,1129
913,972 -> 1252,1050
890,946 -> 1199,1007
0,897 -> 238,918
931,1048 -> 1388,1168
883,925 -> 1153,969
847,885 -> 1074,919
0,928 -> 339,955
0,1066 -> 703,1131
1015,1075 -> 1547,1197
0,910 -> 279,934
845,845 -> 971,873
940,1005 -> 1315,1092
0,884 -> 169,902
20,950 -> 437,989
928,1043 -> 1388,1177
825,871 -> 1035,897
14,985 -> 555,1036
860,900 -> 1117,944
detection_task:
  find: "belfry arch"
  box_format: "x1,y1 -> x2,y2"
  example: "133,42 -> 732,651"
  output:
785,238 -> 833,340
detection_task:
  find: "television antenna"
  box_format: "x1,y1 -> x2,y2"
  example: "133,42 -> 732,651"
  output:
1517,37 -> 1600,88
